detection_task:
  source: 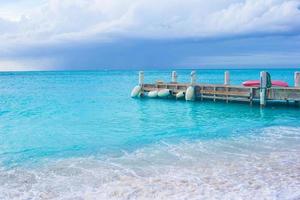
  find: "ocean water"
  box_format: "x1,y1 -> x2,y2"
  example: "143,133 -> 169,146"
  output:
0,69 -> 299,200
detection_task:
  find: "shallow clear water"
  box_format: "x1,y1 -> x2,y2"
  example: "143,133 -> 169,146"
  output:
0,69 -> 299,199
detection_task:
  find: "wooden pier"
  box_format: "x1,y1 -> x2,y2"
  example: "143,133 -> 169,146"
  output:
131,71 -> 300,107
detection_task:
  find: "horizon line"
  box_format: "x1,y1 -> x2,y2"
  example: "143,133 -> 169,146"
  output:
0,67 -> 299,73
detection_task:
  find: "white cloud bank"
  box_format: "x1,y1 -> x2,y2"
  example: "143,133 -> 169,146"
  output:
0,0 -> 300,45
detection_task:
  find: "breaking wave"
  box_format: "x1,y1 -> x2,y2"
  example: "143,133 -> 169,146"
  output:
1,126 -> 300,200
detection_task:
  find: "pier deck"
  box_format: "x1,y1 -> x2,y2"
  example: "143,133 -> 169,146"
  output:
142,83 -> 300,104
132,70 -> 300,107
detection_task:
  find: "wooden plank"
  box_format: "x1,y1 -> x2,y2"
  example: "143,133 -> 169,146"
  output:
200,90 -> 250,97
155,83 -> 258,89
268,88 -> 300,101
200,95 -> 250,102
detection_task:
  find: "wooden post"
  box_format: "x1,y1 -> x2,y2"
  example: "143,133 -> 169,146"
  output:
191,71 -> 196,85
250,88 -> 253,106
295,71 -> 300,87
171,71 -> 177,83
200,86 -> 203,101
260,71 -> 267,107
186,71 -> 196,101
295,72 -> 300,106
224,71 -> 230,85
224,71 -> 230,103
213,86 -> 216,102
139,71 -> 144,86
226,87 -> 229,103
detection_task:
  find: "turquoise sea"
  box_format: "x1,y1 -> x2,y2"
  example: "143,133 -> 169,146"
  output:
0,69 -> 299,199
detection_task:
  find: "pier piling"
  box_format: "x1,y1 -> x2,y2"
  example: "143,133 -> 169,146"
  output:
185,71 -> 196,101
295,72 -> 300,106
260,71 -> 267,107
190,71 -> 196,85
295,72 -> 300,87
139,71 -> 144,85
172,71 -> 177,83
224,71 -> 230,85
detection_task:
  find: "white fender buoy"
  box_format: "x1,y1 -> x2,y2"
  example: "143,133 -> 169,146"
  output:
148,90 -> 158,98
158,89 -> 170,98
131,85 -> 142,98
176,91 -> 185,99
185,86 -> 195,101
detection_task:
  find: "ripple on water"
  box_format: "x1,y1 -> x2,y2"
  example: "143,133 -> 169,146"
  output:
0,126 -> 300,200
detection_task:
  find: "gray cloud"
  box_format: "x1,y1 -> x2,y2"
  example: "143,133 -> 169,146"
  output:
0,0 -> 299,46
1,0 -> 300,70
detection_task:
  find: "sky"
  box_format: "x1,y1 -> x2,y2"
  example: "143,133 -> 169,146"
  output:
0,0 -> 300,71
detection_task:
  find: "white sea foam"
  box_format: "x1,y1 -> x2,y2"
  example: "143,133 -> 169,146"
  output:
0,126 -> 300,200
